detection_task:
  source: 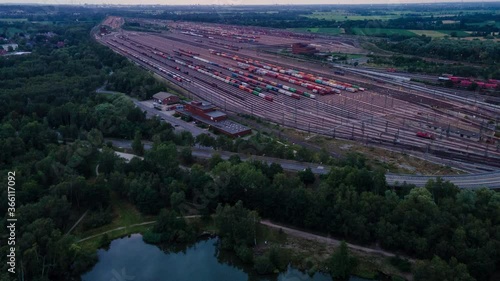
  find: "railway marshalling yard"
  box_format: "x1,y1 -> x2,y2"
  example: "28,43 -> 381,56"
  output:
98,18 -> 500,174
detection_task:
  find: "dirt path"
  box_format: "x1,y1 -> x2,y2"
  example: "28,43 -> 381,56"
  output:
77,215 -> 201,243
78,216 -> 414,263
77,221 -> 156,243
66,210 -> 89,235
261,220 -> 415,262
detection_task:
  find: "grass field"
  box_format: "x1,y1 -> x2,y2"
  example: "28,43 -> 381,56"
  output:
351,28 -> 417,37
0,18 -> 28,22
410,30 -> 447,37
467,21 -> 500,28
289,27 -> 342,35
394,9 -> 500,16
76,192 -> 153,238
410,30 -> 470,38
305,10 -> 500,22
438,30 -> 470,37
442,20 -> 460,24
6,27 -> 23,36
304,11 -> 398,21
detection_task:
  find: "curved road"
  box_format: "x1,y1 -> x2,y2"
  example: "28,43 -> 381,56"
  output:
106,139 -> 500,189
190,147 -> 500,189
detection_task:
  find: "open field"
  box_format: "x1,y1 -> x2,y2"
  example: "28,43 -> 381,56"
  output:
289,27 -> 342,35
76,192 -> 155,250
352,28 -> 470,38
304,10 -> 500,22
75,192 -> 153,238
409,30 -> 447,37
5,27 -> 23,36
467,21 -> 500,28
0,18 -> 28,22
410,29 -> 470,38
438,30 -> 471,37
393,9 -> 500,16
351,28 -> 417,37
303,11 -> 399,21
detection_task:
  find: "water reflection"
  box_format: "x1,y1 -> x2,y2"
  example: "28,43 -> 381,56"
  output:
82,234 -> 373,281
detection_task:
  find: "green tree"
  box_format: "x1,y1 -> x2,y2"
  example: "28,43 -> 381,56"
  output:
298,167 -> 315,185
414,256 -> 475,281
179,147 -> 194,165
214,201 -> 259,248
144,209 -> 194,244
195,133 -> 216,148
132,130 -> 144,156
254,255 -> 275,275
328,241 -> 357,279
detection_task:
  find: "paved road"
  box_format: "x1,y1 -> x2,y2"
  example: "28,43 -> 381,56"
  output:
96,85 -> 211,137
104,138 -> 500,189
385,172 -> 500,189
190,147 -> 500,189
191,147 -> 328,174
132,99 -> 212,137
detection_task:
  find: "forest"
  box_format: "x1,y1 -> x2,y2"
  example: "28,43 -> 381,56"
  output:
375,37 -> 500,66
0,14 -> 499,281
367,55 -> 500,80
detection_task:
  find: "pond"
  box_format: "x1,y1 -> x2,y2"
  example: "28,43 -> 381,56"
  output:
82,234 -> 374,281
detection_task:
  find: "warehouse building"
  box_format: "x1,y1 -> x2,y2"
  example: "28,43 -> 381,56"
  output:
152,92 -> 180,105
184,101 -> 227,122
176,101 -> 251,137
1,43 -> 18,52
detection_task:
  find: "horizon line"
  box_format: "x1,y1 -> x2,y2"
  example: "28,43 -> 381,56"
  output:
1,1 -> 500,6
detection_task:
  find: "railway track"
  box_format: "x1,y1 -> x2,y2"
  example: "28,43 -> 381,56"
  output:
99,31 -> 500,170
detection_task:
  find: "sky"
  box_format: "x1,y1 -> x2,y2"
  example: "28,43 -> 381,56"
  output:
1,0 -> 499,5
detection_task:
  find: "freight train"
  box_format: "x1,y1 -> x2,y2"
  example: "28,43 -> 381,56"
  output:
438,76 -> 499,90
209,49 -> 365,94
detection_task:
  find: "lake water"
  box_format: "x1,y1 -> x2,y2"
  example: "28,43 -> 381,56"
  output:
82,234 -> 374,281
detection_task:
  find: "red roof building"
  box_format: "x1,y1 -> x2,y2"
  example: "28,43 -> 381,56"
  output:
176,101 -> 251,137
153,92 -> 180,105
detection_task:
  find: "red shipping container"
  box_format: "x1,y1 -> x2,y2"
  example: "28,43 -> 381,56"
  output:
460,80 -> 472,86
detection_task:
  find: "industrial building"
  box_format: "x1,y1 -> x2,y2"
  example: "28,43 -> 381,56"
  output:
176,101 -> 251,137
152,92 -> 180,105
1,43 -> 18,52
291,43 -> 318,55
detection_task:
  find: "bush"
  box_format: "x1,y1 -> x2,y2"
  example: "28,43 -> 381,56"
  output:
254,255 -> 275,275
142,231 -> 162,244
268,246 -> 288,271
81,209 -> 113,230
389,256 -> 412,272
235,244 -> 253,264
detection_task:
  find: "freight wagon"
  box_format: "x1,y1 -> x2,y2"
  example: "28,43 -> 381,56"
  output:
416,132 -> 435,140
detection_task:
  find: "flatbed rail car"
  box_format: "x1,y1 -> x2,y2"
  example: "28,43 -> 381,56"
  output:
416,131 -> 435,140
